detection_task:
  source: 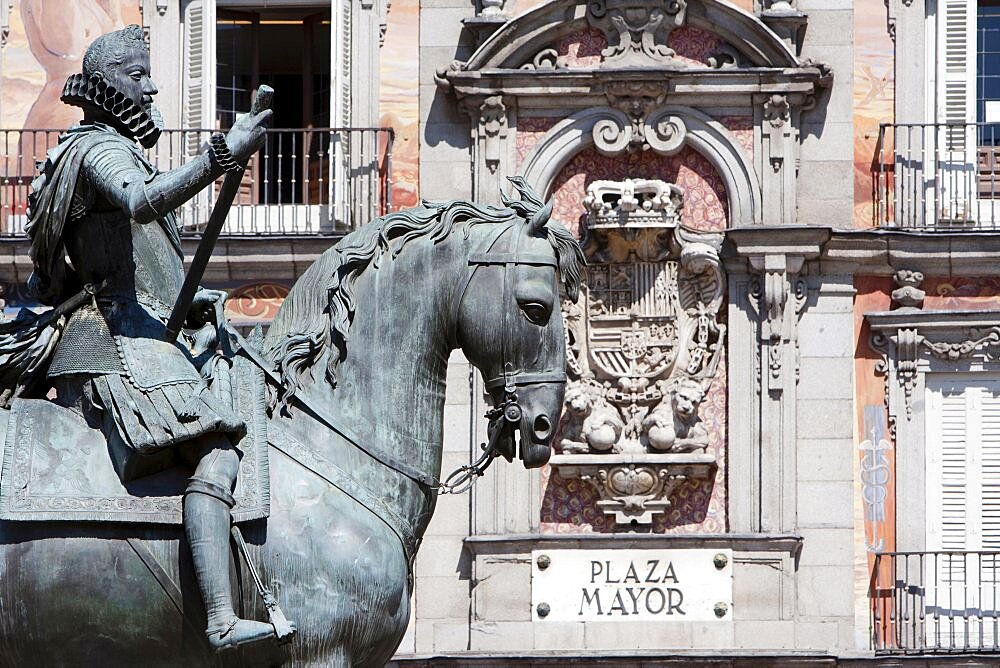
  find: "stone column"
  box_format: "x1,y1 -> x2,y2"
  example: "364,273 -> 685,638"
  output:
729,229 -> 828,533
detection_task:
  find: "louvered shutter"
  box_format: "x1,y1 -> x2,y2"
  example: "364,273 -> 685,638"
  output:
183,0 -> 216,142
180,0 -> 216,230
925,377 -> 1000,646
935,0 -> 977,222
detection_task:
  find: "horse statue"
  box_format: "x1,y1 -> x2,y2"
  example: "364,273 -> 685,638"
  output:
0,179 -> 584,666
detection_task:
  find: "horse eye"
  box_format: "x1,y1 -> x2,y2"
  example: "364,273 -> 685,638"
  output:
520,301 -> 550,325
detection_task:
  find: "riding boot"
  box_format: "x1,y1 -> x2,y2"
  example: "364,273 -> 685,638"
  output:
184,484 -> 276,652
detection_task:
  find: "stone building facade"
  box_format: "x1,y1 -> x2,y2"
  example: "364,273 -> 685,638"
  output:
3,0 -> 1000,664
396,0 -> 1000,663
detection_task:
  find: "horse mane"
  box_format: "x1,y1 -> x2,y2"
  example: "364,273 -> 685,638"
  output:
265,178 -> 585,409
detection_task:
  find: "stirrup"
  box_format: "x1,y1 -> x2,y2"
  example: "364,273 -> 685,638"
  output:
230,525 -> 297,644
207,617 -> 276,653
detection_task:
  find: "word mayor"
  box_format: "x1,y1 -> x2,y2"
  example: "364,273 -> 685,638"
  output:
579,558 -> 684,617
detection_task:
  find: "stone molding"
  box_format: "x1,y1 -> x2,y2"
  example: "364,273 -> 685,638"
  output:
868,310 -> 1000,421
464,531 -> 805,557
0,237 -> 337,287
448,0 -> 800,73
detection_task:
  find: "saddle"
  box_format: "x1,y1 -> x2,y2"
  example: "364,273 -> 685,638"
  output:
0,349 -> 270,525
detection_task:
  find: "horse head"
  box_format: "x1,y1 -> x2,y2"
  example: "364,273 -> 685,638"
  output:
453,178 -> 584,469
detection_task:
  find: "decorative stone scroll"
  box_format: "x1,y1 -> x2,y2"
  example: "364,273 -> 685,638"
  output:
587,0 -> 689,68
552,178 -> 724,526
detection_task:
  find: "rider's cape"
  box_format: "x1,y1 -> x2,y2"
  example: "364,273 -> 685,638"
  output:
0,126 -> 121,406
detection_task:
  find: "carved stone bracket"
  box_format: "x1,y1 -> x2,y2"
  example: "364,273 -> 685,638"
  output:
747,253 -> 806,386
587,0 -> 689,68
551,452 -> 716,525
762,94 -> 791,173
478,95 -> 508,173
890,269 -> 925,310
464,94 -> 513,203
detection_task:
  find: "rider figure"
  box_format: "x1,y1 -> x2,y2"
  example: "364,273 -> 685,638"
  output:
25,25 -> 277,651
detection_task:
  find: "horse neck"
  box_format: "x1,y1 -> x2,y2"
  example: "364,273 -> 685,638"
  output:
310,233 -> 466,478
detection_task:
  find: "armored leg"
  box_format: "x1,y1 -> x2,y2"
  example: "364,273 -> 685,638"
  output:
184,440 -> 275,652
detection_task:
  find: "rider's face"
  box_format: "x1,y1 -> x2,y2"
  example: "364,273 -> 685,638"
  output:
107,47 -> 158,110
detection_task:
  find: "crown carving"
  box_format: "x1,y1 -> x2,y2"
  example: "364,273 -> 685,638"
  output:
583,178 -> 683,229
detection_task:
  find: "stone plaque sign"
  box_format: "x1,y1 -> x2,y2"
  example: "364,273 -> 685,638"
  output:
531,548 -> 733,622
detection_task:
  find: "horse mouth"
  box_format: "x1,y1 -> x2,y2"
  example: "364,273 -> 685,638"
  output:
519,415 -> 553,468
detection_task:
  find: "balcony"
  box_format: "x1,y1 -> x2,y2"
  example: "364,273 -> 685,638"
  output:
870,550 -> 1000,654
875,122 -> 1000,230
0,126 -> 393,237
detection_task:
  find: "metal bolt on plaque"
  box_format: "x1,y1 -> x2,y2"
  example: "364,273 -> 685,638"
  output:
536,602 -> 551,618
536,554 -> 551,570
714,602 -> 729,618
713,552 -> 728,570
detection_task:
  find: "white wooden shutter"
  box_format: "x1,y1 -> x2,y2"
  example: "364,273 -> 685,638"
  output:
180,0 -> 216,230
183,0 -> 216,138
925,376 -> 1000,646
934,0 -> 977,223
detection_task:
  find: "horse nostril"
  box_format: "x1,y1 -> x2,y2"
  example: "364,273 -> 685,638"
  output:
533,414 -> 552,439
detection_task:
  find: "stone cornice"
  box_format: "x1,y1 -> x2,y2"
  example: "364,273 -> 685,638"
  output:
819,229 -> 1000,276
721,227 -> 1000,278
463,532 -> 804,557
444,68 -> 825,104
866,309 -> 1000,333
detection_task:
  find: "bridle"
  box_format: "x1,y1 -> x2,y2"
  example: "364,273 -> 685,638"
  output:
439,220 -> 566,494
233,220 -> 565,496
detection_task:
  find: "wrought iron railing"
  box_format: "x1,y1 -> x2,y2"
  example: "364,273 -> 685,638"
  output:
871,550 -> 1000,654
0,126 -> 393,236
875,122 -> 1000,230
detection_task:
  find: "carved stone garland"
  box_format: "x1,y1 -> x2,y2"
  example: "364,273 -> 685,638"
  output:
552,178 -> 724,526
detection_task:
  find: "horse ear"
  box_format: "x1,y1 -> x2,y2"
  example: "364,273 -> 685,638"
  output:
527,199 -> 552,235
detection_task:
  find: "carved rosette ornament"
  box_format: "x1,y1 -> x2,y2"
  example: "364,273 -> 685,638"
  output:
552,179 -> 723,526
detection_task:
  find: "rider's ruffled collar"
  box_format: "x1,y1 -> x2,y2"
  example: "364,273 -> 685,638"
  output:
60,73 -> 162,149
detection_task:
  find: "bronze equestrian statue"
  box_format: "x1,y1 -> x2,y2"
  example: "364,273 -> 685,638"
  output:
0,26 -> 584,666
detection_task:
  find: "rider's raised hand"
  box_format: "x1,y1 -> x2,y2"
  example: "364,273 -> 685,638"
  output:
224,108 -> 273,164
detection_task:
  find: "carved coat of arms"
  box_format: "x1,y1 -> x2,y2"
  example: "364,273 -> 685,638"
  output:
561,179 -> 726,455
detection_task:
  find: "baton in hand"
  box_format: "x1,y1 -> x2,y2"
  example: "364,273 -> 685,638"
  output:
165,85 -> 274,343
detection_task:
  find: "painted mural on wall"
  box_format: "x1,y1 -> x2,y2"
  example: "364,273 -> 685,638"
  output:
1,0 -> 140,130
1,0 -> 141,179
853,0 -> 894,227
379,0 -> 419,210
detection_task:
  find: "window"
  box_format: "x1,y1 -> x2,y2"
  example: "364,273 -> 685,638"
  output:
924,375 -> 1000,645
